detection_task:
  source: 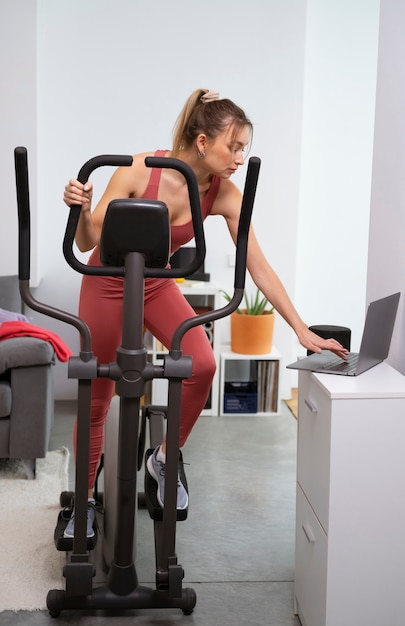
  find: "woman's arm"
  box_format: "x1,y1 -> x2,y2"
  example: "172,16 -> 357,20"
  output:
244,227 -> 347,357
216,183 -> 348,358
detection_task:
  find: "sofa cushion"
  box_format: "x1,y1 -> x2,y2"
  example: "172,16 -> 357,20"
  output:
0,337 -> 55,375
0,380 -> 12,417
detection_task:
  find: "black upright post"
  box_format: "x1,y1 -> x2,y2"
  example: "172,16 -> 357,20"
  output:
107,251 -> 146,595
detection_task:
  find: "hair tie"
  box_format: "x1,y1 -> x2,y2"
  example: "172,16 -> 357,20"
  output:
200,90 -> 220,104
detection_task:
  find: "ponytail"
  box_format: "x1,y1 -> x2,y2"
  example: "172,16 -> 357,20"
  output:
172,89 -> 252,157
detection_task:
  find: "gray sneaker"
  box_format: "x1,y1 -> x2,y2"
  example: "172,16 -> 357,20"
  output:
146,448 -> 188,510
63,501 -> 97,538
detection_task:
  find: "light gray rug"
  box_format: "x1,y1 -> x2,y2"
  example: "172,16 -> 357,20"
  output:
0,449 -> 69,612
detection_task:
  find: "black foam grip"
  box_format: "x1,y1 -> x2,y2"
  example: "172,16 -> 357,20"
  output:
77,154 -> 133,184
234,156 -> 261,289
14,147 -> 31,281
63,155 -> 133,275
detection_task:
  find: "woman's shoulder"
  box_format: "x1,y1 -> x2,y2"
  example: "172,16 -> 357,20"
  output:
114,151 -> 165,195
210,178 -> 242,218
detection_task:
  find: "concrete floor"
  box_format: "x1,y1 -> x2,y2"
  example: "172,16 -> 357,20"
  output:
0,400 -> 300,625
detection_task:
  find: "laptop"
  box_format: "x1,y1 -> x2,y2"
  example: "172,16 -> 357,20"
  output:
286,292 -> 400,376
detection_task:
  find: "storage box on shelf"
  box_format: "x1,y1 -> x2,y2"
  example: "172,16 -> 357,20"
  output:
294,364 -> 405,626
219,346 -> 281,416
143,281 -> 221,416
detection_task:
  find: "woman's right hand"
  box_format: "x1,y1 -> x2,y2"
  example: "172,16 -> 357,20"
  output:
63,179 -> 93,213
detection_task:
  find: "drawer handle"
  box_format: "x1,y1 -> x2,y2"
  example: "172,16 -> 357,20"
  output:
302,523 -> 315,544
304,398 -> 318,414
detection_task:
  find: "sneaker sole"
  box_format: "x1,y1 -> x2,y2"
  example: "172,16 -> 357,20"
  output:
63,529 -> 95,539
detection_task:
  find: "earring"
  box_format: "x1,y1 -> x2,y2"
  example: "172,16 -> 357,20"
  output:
197,150 -> 206,159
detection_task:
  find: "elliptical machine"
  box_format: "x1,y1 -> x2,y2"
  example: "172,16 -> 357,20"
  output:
14,147 -> 260,616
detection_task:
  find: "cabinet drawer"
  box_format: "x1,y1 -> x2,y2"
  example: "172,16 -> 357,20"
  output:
295,485 -> 327,626
297,371 -> 331,532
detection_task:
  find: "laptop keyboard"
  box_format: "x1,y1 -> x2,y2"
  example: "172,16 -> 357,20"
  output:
322,352 -> 358,373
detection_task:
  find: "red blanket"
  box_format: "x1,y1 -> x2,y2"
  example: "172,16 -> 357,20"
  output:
0,321 -> 73,362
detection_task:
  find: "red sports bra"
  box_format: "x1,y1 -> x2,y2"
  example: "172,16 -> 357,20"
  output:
141,150 -> 220,254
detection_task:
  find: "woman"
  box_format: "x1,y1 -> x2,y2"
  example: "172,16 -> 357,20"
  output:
63,88 -> 347,537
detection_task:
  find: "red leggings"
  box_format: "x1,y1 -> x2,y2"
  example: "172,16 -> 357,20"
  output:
76,267 -> 216,490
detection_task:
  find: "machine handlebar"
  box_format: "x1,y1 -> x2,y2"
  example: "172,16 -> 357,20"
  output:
14,147 -> 31,281
63,155 -> 133,277
14,146 -> 261,350
62,154 -> 207,279
233,156 -> 260,291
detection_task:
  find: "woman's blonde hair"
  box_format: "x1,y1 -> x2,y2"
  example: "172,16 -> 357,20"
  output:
172,88 -> 253,157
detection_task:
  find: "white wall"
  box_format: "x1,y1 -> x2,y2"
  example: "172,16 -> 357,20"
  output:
295,0 -> 380,351
0,0 -> 38,283
367,0 -> 405,375
0,0 -> 381,400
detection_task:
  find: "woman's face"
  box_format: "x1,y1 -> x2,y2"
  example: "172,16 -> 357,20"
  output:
203,124 -> 250,179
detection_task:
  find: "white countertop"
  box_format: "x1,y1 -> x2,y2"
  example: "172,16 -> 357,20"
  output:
309,362 -> 405,399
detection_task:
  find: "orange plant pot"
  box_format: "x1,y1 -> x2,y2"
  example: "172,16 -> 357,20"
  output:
230,310 -> 275,355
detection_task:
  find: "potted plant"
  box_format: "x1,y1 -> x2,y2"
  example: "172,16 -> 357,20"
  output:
221,288 -> 275,354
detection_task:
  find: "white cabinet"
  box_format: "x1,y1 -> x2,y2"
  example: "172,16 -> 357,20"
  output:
218,347 -> 281,416
144,281 -> 221,416
294,363 -> 405,626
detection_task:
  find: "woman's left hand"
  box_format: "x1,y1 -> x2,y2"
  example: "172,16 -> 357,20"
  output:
297,328 -> 349,360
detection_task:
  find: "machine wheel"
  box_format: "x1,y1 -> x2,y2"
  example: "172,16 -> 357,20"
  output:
59,491 -> 74,507
182,608 -> 194,616
181,587 -> 197,615
47,589 -> 66,617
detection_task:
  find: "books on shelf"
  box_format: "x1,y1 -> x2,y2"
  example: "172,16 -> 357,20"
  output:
257,360 -> 279,413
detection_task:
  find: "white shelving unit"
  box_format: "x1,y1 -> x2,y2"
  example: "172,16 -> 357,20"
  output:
218,347 -> 281,416
144,281 -> 221,416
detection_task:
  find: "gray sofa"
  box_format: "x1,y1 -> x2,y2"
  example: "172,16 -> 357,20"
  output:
0,275 -> 55,478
